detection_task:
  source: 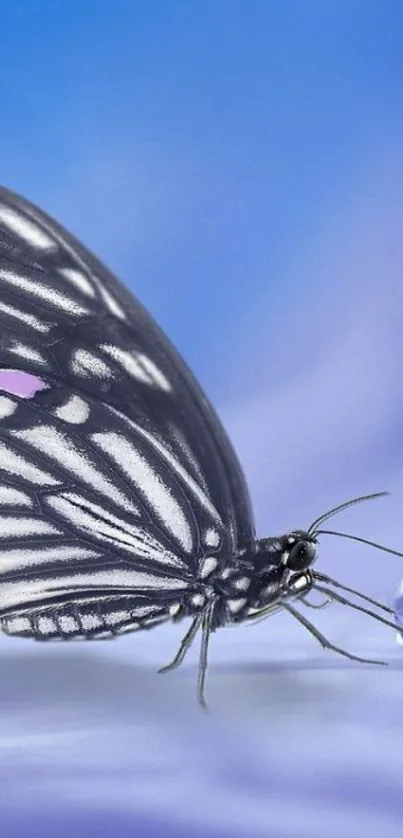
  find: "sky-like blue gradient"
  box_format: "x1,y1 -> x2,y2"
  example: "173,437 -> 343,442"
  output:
0,3 -> 403,836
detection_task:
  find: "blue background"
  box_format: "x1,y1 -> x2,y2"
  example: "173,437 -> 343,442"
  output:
0,2 -> 403,836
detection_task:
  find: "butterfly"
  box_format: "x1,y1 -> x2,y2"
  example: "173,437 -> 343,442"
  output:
0,186 -> 400,708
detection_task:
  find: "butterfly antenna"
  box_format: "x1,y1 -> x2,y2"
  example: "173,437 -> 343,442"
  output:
308,492 -> 389,534
314,529 -> 403,559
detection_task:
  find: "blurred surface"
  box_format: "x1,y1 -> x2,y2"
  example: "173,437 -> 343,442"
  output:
0,628 -> 403,838
0,2 -> 403,836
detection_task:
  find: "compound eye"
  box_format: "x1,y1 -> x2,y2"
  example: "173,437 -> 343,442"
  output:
287,540 -> 317,572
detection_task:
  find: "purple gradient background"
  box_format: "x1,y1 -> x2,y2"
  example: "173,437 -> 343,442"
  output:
0,3 -> 403,836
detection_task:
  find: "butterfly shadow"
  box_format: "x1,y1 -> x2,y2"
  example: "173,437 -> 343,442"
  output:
1,646 -> 401,730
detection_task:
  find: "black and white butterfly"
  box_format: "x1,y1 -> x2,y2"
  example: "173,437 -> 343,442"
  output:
0,186 -> 400,707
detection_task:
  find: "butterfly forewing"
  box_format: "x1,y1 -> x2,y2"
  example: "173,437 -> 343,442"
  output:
0,186 -> 255,563
0,186 -> 255,637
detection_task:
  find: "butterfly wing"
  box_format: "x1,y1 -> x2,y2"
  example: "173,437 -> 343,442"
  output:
0,186 -> 255,623
0,381 -> 215,624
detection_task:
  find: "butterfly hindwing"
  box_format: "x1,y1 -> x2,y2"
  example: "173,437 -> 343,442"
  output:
1,594 -> 176,642
0,377 -> 241,617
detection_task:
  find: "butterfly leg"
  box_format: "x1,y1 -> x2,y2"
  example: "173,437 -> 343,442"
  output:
159,615 -> 202,674
281,601 -> 387,666
300,593 -> 331,610
196,599 -> 216,711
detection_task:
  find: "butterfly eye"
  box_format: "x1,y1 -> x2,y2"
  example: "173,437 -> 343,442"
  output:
286,540 -> 317,572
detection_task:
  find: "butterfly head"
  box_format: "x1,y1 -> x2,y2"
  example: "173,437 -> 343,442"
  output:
248,491 -> 399,615
239,531 -> 319,615
277,530 -> 319,602
281,530 -> 318,573
252,530 -> 318,575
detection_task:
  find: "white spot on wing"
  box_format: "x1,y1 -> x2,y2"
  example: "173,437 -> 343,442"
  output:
101,345 -> 171,391
2,616 -> 31,634
99,285 -> 127,321
91,431 -> 193,553
0,396 -> 17,418
141,615 -> 167,627
101,344 -> 149,384
116,622 -> 141,633
0,567 -> 188,612
12,426 -> 138,515
0,300 -> 52,333
136,354 -> 171,392
0,486 -> 32,507
54,395 -> 90,424
57,267 -> 95,298
71,348 -> 113,379
128,604 -> 160,618
169,424 -> 209,491
0,269 -> 89,316
0,516 -> 61,539
9,342 -> 48,366
59,615 -> 78,633
118,416 -> 223,526
204,528 -> 220,548
0,441 -> 61,486
200,556 -> 218,579
80,613 -> 103,631
0,544 -> 102,573
46,491 -> 187,570
37,616 -> 57,635
0,205 -> 56,250
107,610 -> 128,626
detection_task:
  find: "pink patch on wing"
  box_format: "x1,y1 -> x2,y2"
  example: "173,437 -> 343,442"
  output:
0,369 -> 48,398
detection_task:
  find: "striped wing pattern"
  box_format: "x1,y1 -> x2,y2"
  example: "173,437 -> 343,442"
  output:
0,380 -> 228,632
1,596 -> 174,641
0,186 -> 255,638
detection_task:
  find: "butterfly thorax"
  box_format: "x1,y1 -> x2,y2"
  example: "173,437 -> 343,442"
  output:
178,532 -> 317,628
